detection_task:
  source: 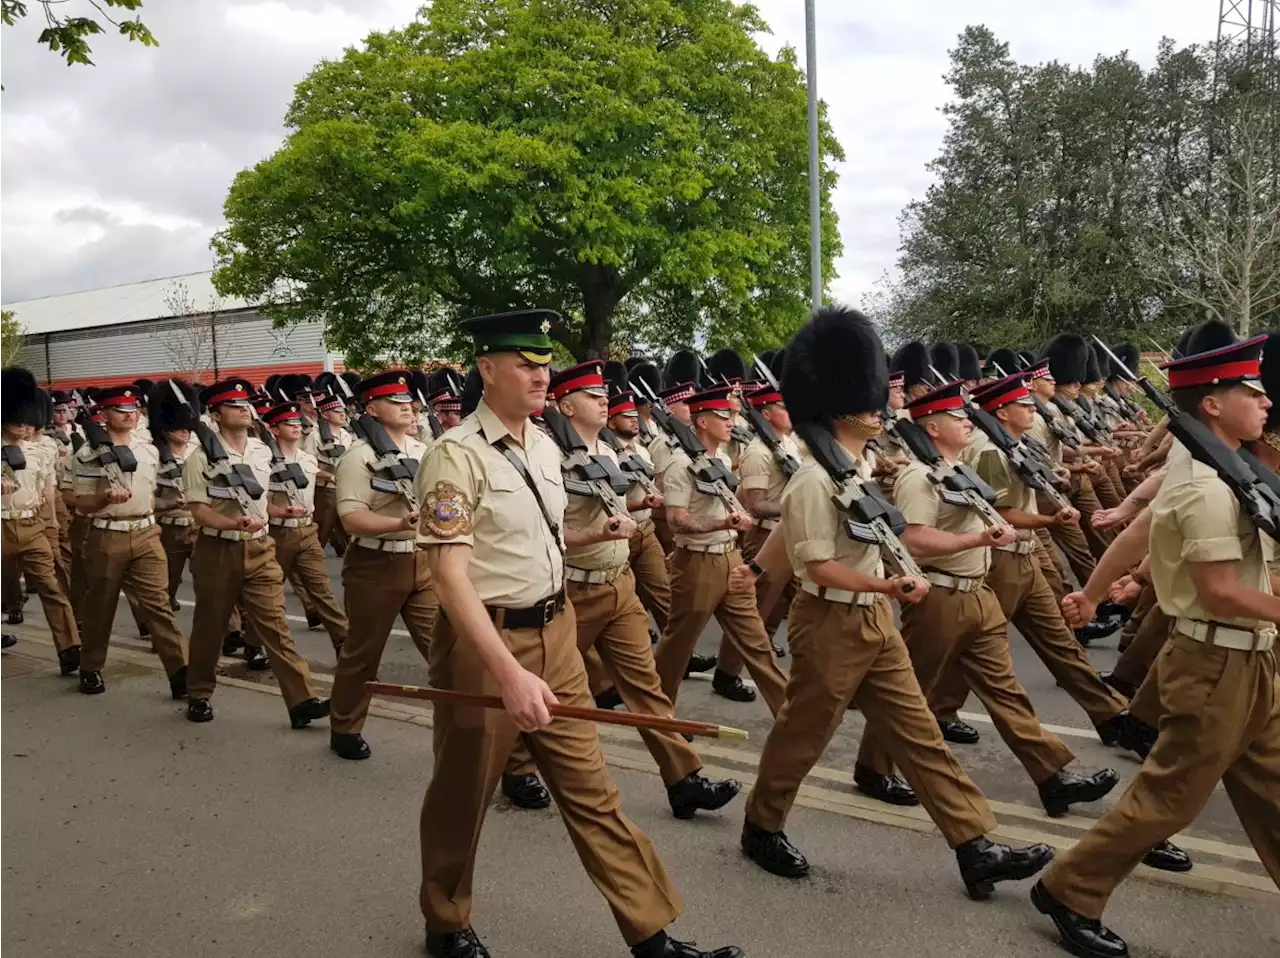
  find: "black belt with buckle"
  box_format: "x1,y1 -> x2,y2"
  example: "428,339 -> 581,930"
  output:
487,589 -> 566,630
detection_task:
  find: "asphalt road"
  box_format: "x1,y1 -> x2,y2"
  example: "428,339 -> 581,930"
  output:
3,540 -> 1278,958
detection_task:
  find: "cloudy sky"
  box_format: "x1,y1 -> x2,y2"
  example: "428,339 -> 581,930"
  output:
1,0 -> 1212,308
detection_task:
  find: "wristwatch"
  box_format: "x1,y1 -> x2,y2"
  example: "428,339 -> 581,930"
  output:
746,559 -> 764,577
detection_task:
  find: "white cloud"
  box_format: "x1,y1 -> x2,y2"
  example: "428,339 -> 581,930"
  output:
1,0 -> 1215,310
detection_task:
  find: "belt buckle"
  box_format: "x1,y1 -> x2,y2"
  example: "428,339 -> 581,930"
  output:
542,598 -> 556,626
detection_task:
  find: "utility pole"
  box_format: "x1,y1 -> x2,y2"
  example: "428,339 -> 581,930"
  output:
805,0 -> 822,311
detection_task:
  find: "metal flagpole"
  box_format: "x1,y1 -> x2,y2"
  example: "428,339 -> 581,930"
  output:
805,0 -> 822,311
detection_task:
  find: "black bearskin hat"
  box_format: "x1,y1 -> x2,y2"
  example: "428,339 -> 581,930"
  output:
705,347 -> 746,385
407,369 -> 430,401
1263,334 -> 1280,432
956,343 -> 982,381
929,342 -> 959,383
35,389 -> 54,428
339,370 -> 361,392
767,348 -> 787,381
1110,343 -> 1140,381
460,367 -> 484,417
754,349 -> 777,381
889,341 -> 930,389
1041,334 -> 1088,384
603,360 -> 629,395
1,367 -> 43,427
662,349 -> 701,390
313,371 -> 338,396
148,379 -> 201,432
628,359 -> 662,401
623,356 -> 647,371
1085,343 -> 1106,383
783,306 -> 888,423
984,348 -> 1019,377
1016,349 -> 1037,371
132,378 -> 155,397
1186,319 -> 1237,357
428,367 -> 463,397
275,373 -> 313,403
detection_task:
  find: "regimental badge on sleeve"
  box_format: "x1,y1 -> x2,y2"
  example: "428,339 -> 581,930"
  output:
422,481 -> 474,540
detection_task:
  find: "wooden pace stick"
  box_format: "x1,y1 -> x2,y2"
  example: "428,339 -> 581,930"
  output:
365,682 -> 749,740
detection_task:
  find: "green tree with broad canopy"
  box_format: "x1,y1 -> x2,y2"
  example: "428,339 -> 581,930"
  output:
1,1 -> 156,66
212,0 -> 843,366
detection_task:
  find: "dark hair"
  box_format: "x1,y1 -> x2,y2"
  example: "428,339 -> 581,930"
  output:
1172,384 -> 1232,420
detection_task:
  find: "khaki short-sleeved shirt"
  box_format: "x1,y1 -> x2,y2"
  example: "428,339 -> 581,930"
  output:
73,436 -> 160,518
2,441 -> 45,512
1028,409 -> 1063,464
563,440 -> 630,572
662,448 -> 735,549
183,433 -> 273,524
301,424 -> 353,486
270,447 -> 319,516
782,451 -> 883,587
623,437 -> 655,523
964,431 -> 1038,514
155,437 -> 197,521
1149,440 -> 1275,628
25,436 -> 56,497
739,433 -> 800,501
649,434 -> 678,484
415,399 -> 565,607
336,433 -> 427,541
894,460 -> 989,577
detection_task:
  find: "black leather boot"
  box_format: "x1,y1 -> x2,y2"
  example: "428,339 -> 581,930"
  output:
594,688 -> 624,710
853,763 -> 919,806
7,608 -> 23,625
425,928 -> 490,958
667,771 -> 741,819
1,633 -> 16,649
306,611 -> 323,630
631,929 -> 745,957
940,719 -> 980,744
186,698 -> 214,722
1031,880 -> 1129,957
740,820 -> 808,878
289,697 -> 331,729
1142,839 -> 1192,872
58,645 -> 81,676
169,665 -> 188,700
222,630 -> 244,655
501,773 -> 551,809
710,668 -> 755,702
1095,711 -> 1156,759
1038,768 -> 1120,818
1099,671 -> 1137,699
330,732 -> 371,760
955,836 -> 1054,900
78,669 -> 105,695
243,645 -> 269,671
684,652 -> 716,676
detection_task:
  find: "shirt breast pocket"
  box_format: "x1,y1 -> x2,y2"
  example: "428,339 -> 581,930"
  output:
538,463 -> 568,520
484,467 -> 532,532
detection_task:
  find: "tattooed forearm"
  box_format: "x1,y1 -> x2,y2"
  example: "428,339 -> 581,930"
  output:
667,506 -> 725,535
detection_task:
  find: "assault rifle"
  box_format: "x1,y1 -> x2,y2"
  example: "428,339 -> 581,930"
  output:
891,417 -> 1006,528
254,419 -> 309,508
542,407 -> 631,518
355,413 -> 419,511
600,427 -> 660,496
697,356 -> 753,448
745,356 -> 801,478
632,378 -> 749,516
2,444 -> 26,482
793,421 -> 923,584
169,382 -> 263,509
964,398 -> 1074,512
80,417 -> 138,492
1094,337 -> 1280,539
1052,394 -> 1108,446
417,387 -> 445,440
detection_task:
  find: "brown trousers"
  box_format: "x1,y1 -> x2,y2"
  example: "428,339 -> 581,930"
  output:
330,543 -> 435,734
651,509 -> 675,554
1043,635 -> 1280,918
857,584 -> 1075,786
419,604 -> 683,945
932,549 -> 1126,729
79,523 -> 186,678
1091,465 -> 1123,510
628,519 -> 671,632
1117,584 -> 1158,652
653,547 -> 788,715
68,512 -> 91,622
159,521 -> 195,606
745,593 -> 996,845
186,533 -> 316,709
719,525 -> 795,676
270,522 -> 348,652
1037,490 -> 1097,587
50,496 -> 72,598
1,516 -> 80,652
568,570 -> 701,786
1070,473 -> 1113,559
1112,602 -> 1171,691
1035,530 -> 1070,604
313,483 -> 349,556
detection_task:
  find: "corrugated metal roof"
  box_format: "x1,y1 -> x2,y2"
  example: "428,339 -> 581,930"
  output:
1,270 -> 252,336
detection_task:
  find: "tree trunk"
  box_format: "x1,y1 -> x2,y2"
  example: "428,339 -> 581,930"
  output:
579,266 -> 623,361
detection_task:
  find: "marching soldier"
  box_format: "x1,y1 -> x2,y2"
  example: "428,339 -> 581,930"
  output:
850,380 -> 1121,817
426,368 -> 464,431
149,380 -> 201,612
927,373 -> 1148,755
71,383 -> 188,697
2,368 -> 81,672
415,309 -> 743,958
651,382 -> 788,715
549,361 -> 741,817
182,378 -> 329,727
328,370 -> 434,761
263,401 -> 349,656
306,373 -> 354,559
734,306 -> 1052,898
713,379 -> 799,698
1033,334 -> 1280,958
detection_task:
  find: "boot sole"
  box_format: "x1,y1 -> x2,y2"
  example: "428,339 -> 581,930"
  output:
854,781 -> 920,807
742,846 -> 809,879
1042,773 -> 1120,818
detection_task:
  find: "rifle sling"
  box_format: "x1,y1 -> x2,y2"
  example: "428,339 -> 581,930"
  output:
496,439 -> 565,557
